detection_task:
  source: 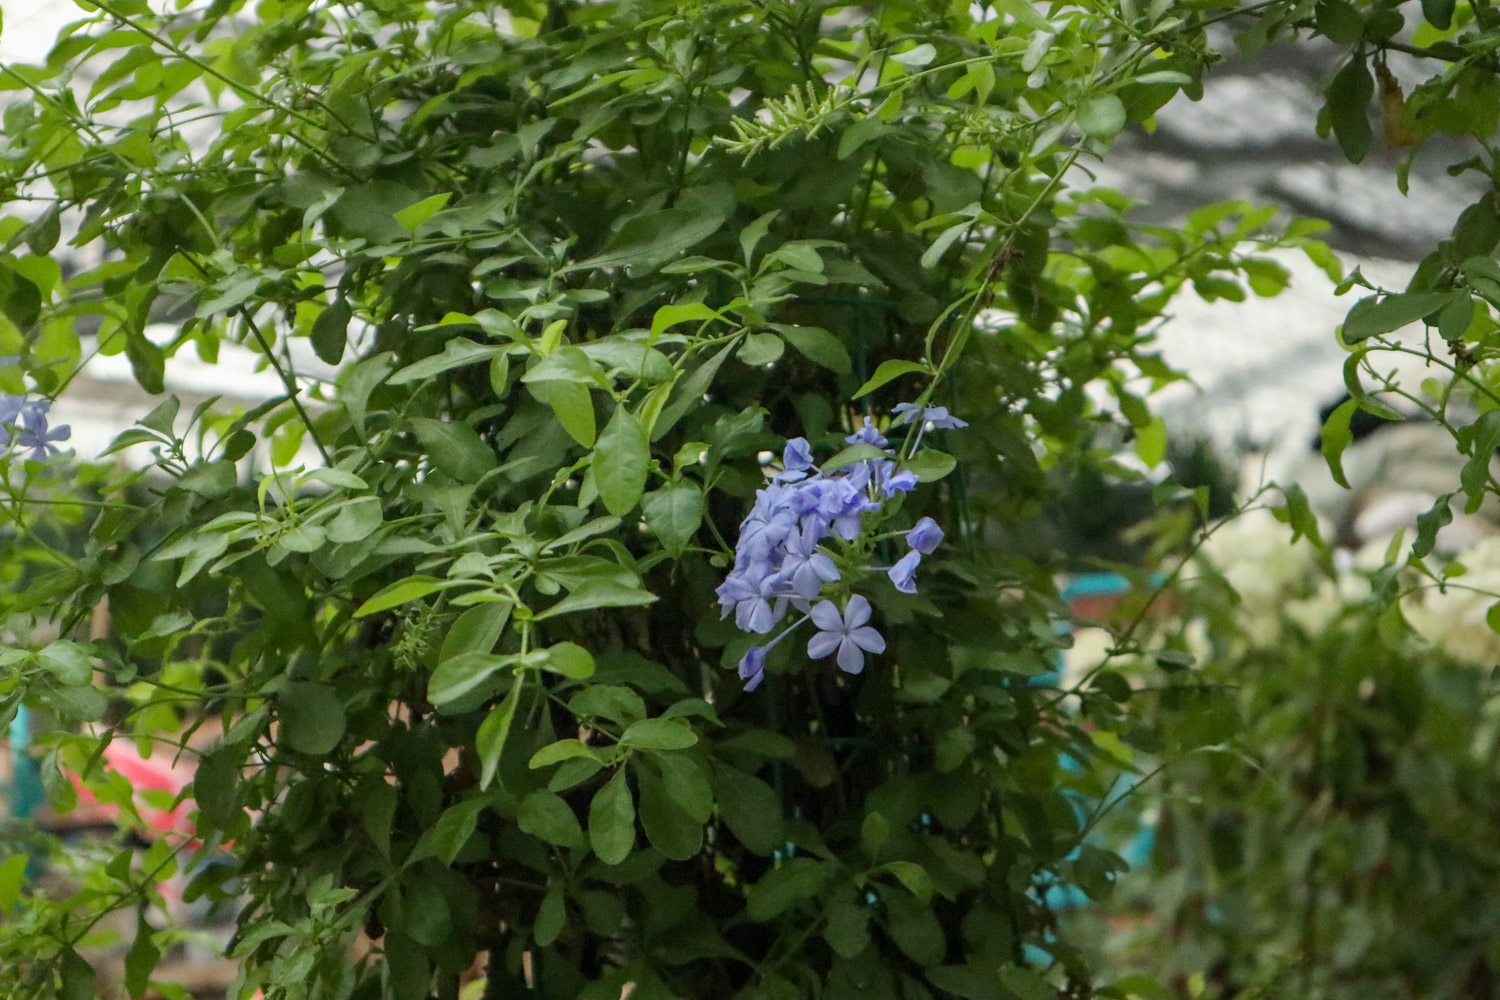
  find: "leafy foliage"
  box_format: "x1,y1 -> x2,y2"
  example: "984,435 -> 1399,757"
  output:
0,0 -> 1457,999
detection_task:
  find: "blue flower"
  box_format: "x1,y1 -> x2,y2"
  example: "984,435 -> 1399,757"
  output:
19,422 -> 71,460
908,516 -> 944,555
892,402 -> 969,430
777,437 -> 815,482
738,646 -> 767,691
0,395 -> 22,445
816,477 -> 875,541
716,569 -> 784,634
0,399 -> 70,458
845,417 -> 888,449
887,550 -> 921,594
878,462 -> 917,498
778,521 -> 841,599
17,402 -> 68,459
807,595 -> 886,674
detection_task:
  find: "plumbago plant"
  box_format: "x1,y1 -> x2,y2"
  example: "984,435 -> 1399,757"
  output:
0,1 -> 1340,999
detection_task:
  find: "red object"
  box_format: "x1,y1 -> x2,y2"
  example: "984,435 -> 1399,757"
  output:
56,739 -> 198,842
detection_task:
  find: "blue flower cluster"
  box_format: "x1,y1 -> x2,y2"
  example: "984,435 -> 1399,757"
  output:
717,403 -> 964,691
0,395 -> 69,460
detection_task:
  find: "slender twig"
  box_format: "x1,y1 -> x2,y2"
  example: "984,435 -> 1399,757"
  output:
90,0 -> 363,179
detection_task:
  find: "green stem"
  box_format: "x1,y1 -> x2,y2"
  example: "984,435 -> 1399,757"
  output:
91,0 -> 362,179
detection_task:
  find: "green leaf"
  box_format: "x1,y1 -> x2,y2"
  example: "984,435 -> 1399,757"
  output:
876,860 -> 934,903
549,379 -> 597,447
125,330 -> 166,395
651,301 -> 720,340
905,449 -> 957,482
531,739 -> 605,769
1134,416 -> 1167,468
589,769 -> 636,864
839,115 -> 889,159
521,345 -> 603,385
439,602 -> 512,663
712,763 -> 783,856
395,192 -> 452,232
886,893 -> 947,965
177,460 -> 236,497
568,207 -> 727,274
738,331 -> 784,366
991,0 -> 1051,29
410,417 -> 496,483
59,949 -> 94,1000
341,352 -> 395,435
1320,397 -> 1359,488
359,781 -> 398,859
619,717 -> 698,751
1422,0 -> 1455,28
823,443 -> 890,472
535,886 -> 566,946
27,205 -> 60,256
0,854 -> 28,912
402,878 -> 453,946
854,360 -> 928,398
593,405 -> 650,516
384,932 -> 431,1000
922,220 -> 970,270
1341,291 -> 1456,341
1462,410 -> 1500,502
310,297 -> 350,365
101,428 -> 168,457
1437,295 -> 1475,341
196,271 -> 262,317
1132,70 -> 1194,86
328,497 -> 383,543
748,858 -> 831,920
1315,0 -> 1365,43
823,893 -> 872,959
1104,976 -> 1174,1000
354,575 -> 448,617
642,483 -> 704,557
477,676 -> 524,790
1274,482 -> 1329,554
772,324 -> 851,375
891,43 -> 937,67
544,641 -> 596,679
635,758 -> 703,860
194,747 -> 239,828
520,790 -> 586,848
417,798 -> 486,864
388,338 -> 506,385
655,753 -> 713,823
428,652 -> 513,708
1327,56 -> 1374,164
1077,94 -> 1127,139
538,578 -> 657,619
277,682 -> 345,756
569,685 -> 648,726
1412,493 -> 1453,559
654,342 -> 734,441
999,966 -> 1054,1000
741,210 -> 780,265
37,640 -> 92,686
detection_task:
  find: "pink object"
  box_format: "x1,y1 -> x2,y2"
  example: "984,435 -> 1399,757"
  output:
59,740 -> 199,842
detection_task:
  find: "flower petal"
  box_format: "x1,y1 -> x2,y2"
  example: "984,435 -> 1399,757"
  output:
843,594 -> 872,629
835,636 -> 866,674
808,631 -> 841,659
809,599 -> 843,631
747,599 -> 776,634
849,626 -> 885,654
